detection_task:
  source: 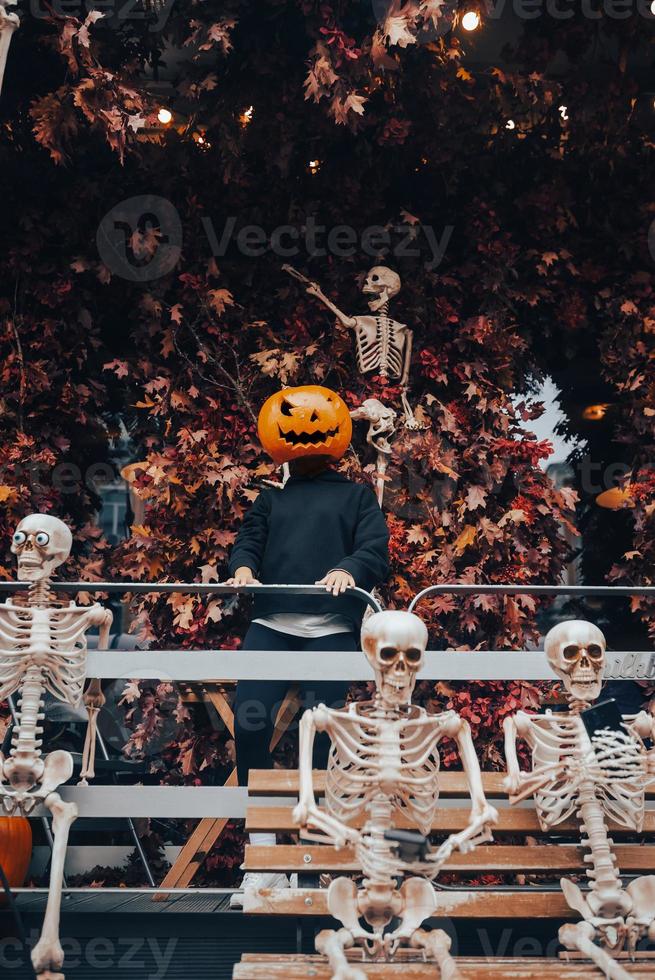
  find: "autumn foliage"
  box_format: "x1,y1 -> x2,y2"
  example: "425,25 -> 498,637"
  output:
0,1 -> 653,881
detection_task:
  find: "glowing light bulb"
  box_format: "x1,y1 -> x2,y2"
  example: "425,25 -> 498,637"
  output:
240,105 -> 254,126
461,10 -> 481,30
308,159 -> 321,175
559,105 -> 569,120
505,119 -> 516,130
651,0 -> 655,14
157,108 -> 173,125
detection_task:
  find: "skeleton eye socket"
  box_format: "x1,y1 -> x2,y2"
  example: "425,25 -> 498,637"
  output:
563,644 -> 581,661
405,648 -> 422,665
280,400 -> 294,417
587,644 -> 603,660
35,532 -> 50,547
372,274 -> 379,281
379,646 -> 398,663
12,531 -> 26,546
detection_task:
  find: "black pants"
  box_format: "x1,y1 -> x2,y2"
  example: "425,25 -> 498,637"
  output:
234,623 -> 355,786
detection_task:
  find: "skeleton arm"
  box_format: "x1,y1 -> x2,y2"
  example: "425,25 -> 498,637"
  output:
79,606 -> 113,784
426,713 -> 497,866
293,707 -> 362,848
503,711 -> 566,803
304,283 -> 357,330
400,327 -> 413,389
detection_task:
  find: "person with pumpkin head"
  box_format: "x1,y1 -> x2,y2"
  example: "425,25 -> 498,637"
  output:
225,384 -> 389,905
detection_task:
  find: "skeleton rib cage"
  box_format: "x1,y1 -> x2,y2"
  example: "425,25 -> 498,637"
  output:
527,713 -> 648,834
0,601 -> 96,705
353,315 -> 408,382
324,704 -> 451,839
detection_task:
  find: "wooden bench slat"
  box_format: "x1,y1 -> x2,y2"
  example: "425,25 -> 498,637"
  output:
243,843 -> 655,874
246,805 -> 655,835
233,955 -> 655,978
242,887 -> 578,918
249,770 -> 508,797
249,769 -> 655,800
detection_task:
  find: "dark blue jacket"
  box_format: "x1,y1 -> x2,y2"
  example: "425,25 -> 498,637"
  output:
228,469 -> 389,629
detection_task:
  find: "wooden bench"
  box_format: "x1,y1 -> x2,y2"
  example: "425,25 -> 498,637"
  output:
231,768 -> 655,977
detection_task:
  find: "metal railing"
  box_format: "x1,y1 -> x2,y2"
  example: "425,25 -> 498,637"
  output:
2,579 -> 654,891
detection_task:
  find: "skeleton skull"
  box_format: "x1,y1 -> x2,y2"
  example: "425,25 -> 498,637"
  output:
11,514 -> 73,582
361,611 -> 428,708
544,620 -> 606,704
362,266 -> 401,313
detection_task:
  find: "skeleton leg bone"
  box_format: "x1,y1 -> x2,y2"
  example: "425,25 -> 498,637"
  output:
559,922 -> 634,980
31,793 -> 78,980
410,929 -> 462,980
79,706 -> 100,784
315,928 -> 366,980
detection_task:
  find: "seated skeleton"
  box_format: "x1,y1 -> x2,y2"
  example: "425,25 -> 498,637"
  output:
293,610 -> 498,980
503,620 -> 655,980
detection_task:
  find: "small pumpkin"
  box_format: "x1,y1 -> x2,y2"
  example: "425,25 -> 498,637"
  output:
258,385 -> 352,464
0,816 -> 31,896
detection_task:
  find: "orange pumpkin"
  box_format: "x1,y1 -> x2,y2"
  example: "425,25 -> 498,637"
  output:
258,385 -> 352,465
0,817 -> 31,895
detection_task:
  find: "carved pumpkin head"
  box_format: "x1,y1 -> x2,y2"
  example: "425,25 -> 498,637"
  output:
258,385 -> 352,464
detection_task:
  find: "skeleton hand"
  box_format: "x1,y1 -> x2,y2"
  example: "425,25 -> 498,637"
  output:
316,569 -> 355,597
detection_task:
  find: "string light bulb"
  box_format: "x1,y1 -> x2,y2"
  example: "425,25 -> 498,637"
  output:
582,403 -> 610,421
505,119 -> 516,130
157,108 -> 173,125
308,159 -> 321,175
461,10 -> 481,30
559,105 -> 569,120
239,105 -> 254,126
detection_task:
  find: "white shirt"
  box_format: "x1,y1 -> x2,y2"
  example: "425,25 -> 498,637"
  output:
252,612 -> 353,637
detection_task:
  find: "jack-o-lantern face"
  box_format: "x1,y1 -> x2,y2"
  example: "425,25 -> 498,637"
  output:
258,385 -> 352,464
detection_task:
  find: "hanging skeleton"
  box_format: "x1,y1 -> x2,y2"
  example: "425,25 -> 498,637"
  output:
503,620 -> 655,980
0,514 -> 112,980
289,610 -> 498,980
283,264 -> 424,430
0,1 -> 18,96
349,398 -> 397,507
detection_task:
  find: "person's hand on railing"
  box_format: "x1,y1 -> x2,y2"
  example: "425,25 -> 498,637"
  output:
315,569 -> 355,597
225,567 -> 260,587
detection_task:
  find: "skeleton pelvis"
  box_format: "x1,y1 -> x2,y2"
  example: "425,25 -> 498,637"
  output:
358,879 -> 404,931
3,755 -> 45,791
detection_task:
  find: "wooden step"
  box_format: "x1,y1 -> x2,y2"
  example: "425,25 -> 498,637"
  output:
249,769 -> 655,800
246,805 -> 655,836
233,954 -> 655,978
243,843 -> 655,874
241,887 -> 577,918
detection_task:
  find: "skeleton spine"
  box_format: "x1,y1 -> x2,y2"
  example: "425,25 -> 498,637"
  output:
11,664 -> 45,765
577,782 -> 622,897
361,796 -> 396,884
376,300 -> 390,376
